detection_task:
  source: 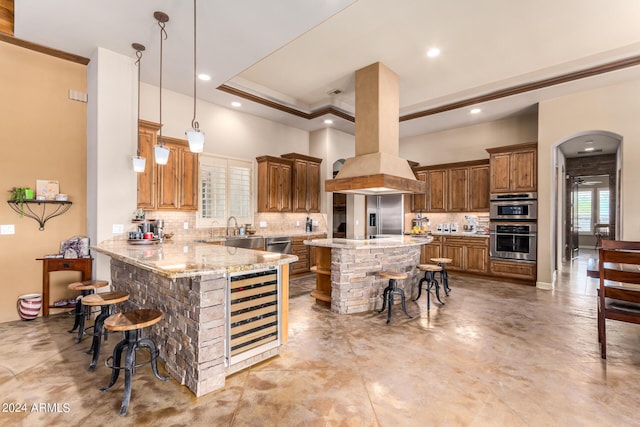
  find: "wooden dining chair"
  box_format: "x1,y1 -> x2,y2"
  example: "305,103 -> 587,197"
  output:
597,239 -> 640,359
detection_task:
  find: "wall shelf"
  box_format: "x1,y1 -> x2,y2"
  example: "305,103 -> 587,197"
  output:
7,200 -> 72,230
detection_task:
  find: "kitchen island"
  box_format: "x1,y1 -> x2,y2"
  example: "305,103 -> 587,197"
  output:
304,236 -> 431,314
93,239 -> 297,397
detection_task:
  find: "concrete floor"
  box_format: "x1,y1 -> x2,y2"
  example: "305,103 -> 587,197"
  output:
2,252 -> 640,426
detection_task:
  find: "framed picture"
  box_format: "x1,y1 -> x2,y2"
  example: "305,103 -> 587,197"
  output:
36,180 -> 60,200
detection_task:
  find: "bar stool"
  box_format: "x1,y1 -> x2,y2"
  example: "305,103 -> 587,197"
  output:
80,291 -> 130,372
415,264 -> 445,311
67,280 -> 109,343
430,258 -> 452,295
377,271 -> 412,324
101,309 -> 169,416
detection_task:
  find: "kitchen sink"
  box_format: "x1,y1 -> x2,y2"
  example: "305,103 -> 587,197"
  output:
224,236 -> 265,250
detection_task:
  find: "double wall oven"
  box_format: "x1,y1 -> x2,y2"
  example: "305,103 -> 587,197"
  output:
489,192 -> 537,262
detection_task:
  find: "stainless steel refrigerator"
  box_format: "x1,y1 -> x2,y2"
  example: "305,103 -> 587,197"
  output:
366,195 -> 404,238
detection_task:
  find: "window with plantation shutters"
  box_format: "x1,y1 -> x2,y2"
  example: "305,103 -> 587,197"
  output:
598,188 -> 610,224
198,155 -> 253,227
576,189 -> 592,234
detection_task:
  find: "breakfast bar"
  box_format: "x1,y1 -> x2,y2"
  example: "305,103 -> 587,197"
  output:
93,239 -> 297,397
304,236 -> 431,314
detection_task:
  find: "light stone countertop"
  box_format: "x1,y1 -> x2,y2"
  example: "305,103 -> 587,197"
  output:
303,235 -> 432,249
194,231 -> 328,243
93,239 -> 298,279
425,231 -> 489,238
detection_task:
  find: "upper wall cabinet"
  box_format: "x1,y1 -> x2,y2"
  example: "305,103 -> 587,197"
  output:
411,159 -> 490,213
137,120 -> 198,211
281,153 -> 323,213
427,169 -> 448,212
468,163 -> 490,211
486,142 -> 537,193
410,170 -> 428,212
257,156 -> 293,212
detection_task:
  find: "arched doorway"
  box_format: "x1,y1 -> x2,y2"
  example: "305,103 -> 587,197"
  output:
553,130 -> 621,283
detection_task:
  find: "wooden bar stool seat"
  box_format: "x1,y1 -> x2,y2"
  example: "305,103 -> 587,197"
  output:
378,271 -> 412,324
415,264 -> 444,311
67,280 -> 109,343
430,257 -> 452,295
101,309 -> 169,416
80,291 -> 130,372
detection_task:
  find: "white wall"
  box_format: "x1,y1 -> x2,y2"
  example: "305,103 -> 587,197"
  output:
400,114 -> 538,165
310,128 -> 357,234
140,83 -> 309,161
87,48 -> 138,280
538,78 -> 640,287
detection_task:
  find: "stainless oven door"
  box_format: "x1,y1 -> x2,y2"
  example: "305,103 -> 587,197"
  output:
490,223 -> 537,262
489,200 -> 537,221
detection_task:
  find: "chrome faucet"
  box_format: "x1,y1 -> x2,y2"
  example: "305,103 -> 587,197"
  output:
227,216 -> 238,236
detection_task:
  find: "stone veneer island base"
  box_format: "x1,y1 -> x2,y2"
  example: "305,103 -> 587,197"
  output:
304,236 -> 431,314
94,239 -> 297,397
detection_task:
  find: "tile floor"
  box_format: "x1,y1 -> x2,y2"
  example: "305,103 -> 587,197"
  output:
2,251 -> 640,426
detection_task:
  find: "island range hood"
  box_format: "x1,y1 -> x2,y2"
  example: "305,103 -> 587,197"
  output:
325,62 -> 425,195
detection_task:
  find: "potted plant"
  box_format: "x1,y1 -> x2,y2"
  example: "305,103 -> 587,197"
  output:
8,187 -> 35,216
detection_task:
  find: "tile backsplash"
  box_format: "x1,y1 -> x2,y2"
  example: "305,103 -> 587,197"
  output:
403,212 -> 490,233
122,210 -> 328,240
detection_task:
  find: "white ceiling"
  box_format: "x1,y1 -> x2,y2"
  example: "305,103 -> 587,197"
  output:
13,0 -> 640,152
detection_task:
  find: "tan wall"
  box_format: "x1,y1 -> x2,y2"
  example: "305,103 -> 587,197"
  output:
538,78 -> 640,286
400,114 -> 538,165
0,42 -> 87,322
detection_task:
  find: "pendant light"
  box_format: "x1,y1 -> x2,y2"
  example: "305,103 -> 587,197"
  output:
186,0 -> 205,153
154,11 -> 170,165
131,42 -> 146,173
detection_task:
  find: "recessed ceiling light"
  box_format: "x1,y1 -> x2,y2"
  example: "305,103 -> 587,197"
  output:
231,101 -> 242,108
585,140 -> 594,144
324,119 -> 333,125
470,108 -> 482,114
426,47 -> 440,58
584,147 -> 595,152
198,73 -> 211,81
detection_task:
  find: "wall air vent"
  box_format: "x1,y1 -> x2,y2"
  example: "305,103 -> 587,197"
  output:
577,149 -> 603,155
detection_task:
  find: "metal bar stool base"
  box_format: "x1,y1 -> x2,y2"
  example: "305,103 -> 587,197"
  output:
100,309 -> 168,416
378,276 -> 412,324
415,266 -> 445,311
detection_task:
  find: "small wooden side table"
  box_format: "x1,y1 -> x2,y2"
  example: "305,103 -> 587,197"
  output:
36,257 -> 93,317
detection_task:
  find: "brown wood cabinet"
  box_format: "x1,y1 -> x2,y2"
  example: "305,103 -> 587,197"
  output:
442,236 -> 489,274
137,120 -> 160,209
448,167 -> 469,211
427,169 -> 447,212
281,153 -> 322,213
257,156 -> 293,212
490,259 -> 536,282
469,163 -> 490,211
411,160 -> 490,213
487,142 -> 537,193
291,233 -> 326,275
410,170 -> 428,212
137,120 -> 198,211
420,235 -> 442,263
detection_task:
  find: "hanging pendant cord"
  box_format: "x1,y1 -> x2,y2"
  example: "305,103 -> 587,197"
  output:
135,49 -> 143,156
191,0 -> 199,130
158,19 -> 168,144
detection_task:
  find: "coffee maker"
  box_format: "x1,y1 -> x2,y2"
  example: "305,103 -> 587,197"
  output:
137,219 -> 164,239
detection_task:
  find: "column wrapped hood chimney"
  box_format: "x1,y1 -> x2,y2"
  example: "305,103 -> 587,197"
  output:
325,62 -> 425,195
